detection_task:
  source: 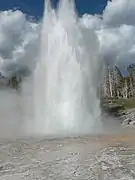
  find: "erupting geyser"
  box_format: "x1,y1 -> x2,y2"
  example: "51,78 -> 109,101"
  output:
23,0 -> 102,135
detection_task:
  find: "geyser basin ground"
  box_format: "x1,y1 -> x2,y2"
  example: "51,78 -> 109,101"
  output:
1,133 -> 135,180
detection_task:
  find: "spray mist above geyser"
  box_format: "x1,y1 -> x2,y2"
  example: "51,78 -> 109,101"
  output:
22,0 -> 103,135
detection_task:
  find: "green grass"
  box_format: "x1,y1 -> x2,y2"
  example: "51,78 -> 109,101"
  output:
116,97 -> 135,109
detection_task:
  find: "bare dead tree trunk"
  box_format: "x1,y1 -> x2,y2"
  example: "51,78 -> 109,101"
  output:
124,79 -> 128,99
108,67 -> 113,97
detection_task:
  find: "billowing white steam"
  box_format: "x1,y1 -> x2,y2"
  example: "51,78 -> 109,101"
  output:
0,0 -> 135,136
22,0 -> 102,135
0,10 -> 39,76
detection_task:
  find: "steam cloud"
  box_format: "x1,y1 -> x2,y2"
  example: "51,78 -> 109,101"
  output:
0,0 -> 133,137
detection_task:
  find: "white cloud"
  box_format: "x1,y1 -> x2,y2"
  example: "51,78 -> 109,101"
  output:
0,0 -> 135,77
81,14 -> 103,29
103,0 -> 135,26
97,25 -> 135,64
0,10 -> 40,76
81,0 -> 135,66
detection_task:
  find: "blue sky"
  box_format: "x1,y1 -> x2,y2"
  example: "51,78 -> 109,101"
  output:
0,0 -> 107,19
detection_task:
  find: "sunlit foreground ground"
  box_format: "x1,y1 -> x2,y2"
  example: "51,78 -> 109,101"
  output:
0,132 -> 135,180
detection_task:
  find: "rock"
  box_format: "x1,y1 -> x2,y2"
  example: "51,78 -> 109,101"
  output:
121,108 -> 135,127
122,118 -> 132,126
130,121 -> 135,126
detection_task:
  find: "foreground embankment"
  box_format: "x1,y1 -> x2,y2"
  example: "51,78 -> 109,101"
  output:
0,134 -> 135,179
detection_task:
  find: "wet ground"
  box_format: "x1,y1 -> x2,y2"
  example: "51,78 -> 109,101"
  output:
0,133 -> 135,180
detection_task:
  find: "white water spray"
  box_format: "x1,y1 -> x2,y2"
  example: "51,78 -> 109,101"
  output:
23,0 -> 102,135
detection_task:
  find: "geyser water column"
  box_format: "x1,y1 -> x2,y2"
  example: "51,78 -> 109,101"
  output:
31,0 -> 102,135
